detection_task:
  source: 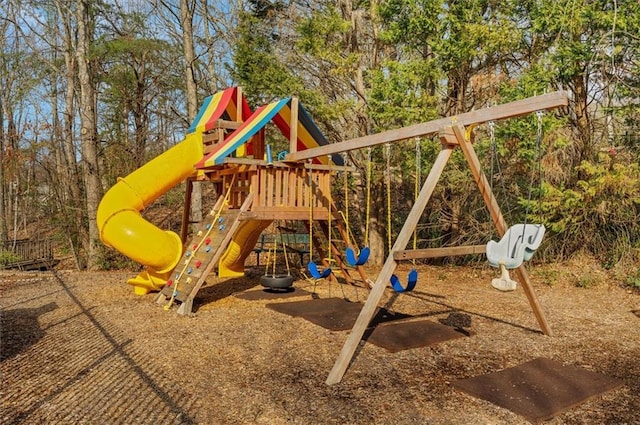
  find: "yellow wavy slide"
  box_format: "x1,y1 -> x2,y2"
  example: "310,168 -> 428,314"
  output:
96,133 -> 203,294
218,219 -> 272,278
96,134 -> 272,295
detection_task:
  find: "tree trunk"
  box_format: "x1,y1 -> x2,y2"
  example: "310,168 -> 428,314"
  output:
0,93 -> 7,242
181,0 -> 202,225
572,74 -> 593,166
76,0 -> 101,269
54,0 -> 84,268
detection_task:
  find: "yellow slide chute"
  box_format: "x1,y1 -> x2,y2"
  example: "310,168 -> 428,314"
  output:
96,133 -> 203,294
218,219 -> 272,278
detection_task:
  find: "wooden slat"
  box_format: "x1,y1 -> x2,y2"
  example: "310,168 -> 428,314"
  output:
246,208 -> 330,221
289,97 -> 299,154
275,168 -> 282,207
286,91 -> 568,162
266,168 -> 274,206
299,168 -> 306,207
250,171 -> 259,207
216,119 -> 242,130
393,244 -> 486,260
288,169 -> 296,207
259,167 -> 267,207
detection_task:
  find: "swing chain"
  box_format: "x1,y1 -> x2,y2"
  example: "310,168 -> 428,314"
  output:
524,111 -> 544,229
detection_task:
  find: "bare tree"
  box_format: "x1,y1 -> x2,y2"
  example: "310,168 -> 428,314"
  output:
76,0 -> 102,269
180,0 -> 202,225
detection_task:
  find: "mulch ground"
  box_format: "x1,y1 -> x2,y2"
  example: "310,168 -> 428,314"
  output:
1,261 -> 638,424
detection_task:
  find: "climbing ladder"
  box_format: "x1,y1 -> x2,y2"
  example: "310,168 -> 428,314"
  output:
156,194 -> 253,315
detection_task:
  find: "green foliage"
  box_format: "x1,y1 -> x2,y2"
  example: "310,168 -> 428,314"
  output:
367,60 -> 440,129
0,250 -> 20,268
625,269 -> 640,288
297,6 -> 349,57
534,268 -> 560,287
543,157 -> 640,263
575,275 -> 597,289
232,12 -> 301,104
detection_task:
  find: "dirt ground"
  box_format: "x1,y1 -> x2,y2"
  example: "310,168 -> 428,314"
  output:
1,259 -> 639,424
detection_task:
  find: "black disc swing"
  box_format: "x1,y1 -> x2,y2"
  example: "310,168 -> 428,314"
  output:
260,223 -> 295,290
343,149 -> 372,267
307,160 -> 333,279
386,142 -> 420,292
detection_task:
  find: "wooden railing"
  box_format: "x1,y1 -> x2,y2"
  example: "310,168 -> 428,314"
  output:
217,160 -> 332,221
1,238 -> 55,270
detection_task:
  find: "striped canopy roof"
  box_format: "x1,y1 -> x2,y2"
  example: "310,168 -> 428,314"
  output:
187,87 -> 251,135
195,96 -> 344,168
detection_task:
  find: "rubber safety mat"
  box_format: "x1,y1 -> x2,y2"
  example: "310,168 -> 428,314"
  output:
453,357 -> 624,423
365,319 -> 466,352
266,298 -> 462,355
266,297 -> 364,331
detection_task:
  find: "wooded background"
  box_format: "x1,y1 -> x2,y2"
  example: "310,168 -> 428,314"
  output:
1,0 -> 639,272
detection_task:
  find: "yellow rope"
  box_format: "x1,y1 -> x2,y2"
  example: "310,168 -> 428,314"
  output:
413,139 -> 420,252
412,139 -> 421,266
307,161 -> 314,260
265,224 -> 291,276
365,147 -> 372,246
338,210 -> 357,250
326,156 -> 333,262
385,143 -> 392,253
280,224 -> 291,274
343,165 -> 351,247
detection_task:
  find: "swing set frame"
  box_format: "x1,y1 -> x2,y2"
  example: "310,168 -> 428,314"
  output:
285,90 -> 569,385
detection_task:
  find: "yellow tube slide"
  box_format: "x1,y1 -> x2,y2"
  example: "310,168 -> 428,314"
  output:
96,133 -> 203,294
218,219 -> 272,278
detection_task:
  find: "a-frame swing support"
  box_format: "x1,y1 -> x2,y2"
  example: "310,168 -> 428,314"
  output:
321,91 -> 568,385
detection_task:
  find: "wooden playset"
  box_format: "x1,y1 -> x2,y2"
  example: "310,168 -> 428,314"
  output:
97,88 -> 568,382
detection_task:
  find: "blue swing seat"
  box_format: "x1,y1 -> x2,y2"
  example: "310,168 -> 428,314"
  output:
307,261 -> 332,279
486,224 -> 545,269
345,246 -> 370,267
390,269 -> 418,292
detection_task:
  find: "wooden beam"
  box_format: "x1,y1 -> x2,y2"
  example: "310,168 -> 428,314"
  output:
326,137 -> 456,385
393,244 -> 486,260
289,97 -> 299,154
286,91 -> 568,162
452,124 -> 552,336
236,87 -> 243,122
451,124 -> 508,237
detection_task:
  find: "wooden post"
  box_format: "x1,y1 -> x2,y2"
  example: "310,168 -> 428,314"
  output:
236,86 -> 243,122
452,124 -> 552,336
289,97 -> 299,155
180,179 -> 194,243
326,137 -> 455,385
252,128 -> 265,162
